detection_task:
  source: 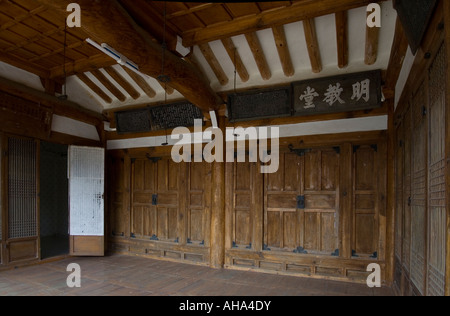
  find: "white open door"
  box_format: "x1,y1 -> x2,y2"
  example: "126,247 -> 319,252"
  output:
68,146 -> 105,256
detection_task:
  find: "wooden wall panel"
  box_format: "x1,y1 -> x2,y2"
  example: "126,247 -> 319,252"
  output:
107,155 -> 129,238
427,44 -> 446,296
411,81 -> 427,295
403,107 -> 412,273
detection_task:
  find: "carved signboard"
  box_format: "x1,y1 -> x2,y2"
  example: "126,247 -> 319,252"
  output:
227,87 -> 291,122
293,70 -> 382,117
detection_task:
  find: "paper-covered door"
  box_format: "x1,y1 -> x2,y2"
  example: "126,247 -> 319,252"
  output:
69,146 -> 105,256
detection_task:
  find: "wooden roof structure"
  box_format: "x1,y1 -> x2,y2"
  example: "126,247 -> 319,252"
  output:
0,0 -> 405,117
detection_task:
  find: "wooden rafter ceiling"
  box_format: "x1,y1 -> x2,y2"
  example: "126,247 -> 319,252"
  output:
0,0 -> 402,116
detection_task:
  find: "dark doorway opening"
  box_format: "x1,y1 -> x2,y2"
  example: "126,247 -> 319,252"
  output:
40,142 -> 69,260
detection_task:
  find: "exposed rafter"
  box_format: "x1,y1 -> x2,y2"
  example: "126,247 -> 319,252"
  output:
76,73 -> 112,104
365,9 -> 380,65
104,66 -> 141,100
182,0 -> 387,46
245,32 -> 271,81
272,25 -> 294,77
121,66 -> 157,99
37,0 -> 223,112
90,69 -> 127,102
198,43 -> 229,86
303,19 -> 322,73
221,38 -> 250,83
335,11 -> 349,69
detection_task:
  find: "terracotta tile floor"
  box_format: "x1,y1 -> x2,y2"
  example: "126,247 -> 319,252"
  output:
0,255 -> 394,296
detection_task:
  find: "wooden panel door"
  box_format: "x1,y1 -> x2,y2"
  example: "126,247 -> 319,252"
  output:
229,161 -> 259,249
69,146 -> 105,256
353,145 -> 379,257
302,148 -> 340,254
264,153 -> 303,251
395,123 -> 404,263
411,81 -> 427,295
186,162 -> 211,246
426,44 -> 446,296
5,136 -> 39,264
131,157 -> 180,242
264,148 -> 340,254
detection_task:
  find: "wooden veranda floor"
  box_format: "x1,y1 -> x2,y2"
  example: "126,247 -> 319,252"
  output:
0,255 -> 394,296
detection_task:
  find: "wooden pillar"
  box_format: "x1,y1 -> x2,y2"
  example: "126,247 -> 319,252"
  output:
210,115 -> 226,269
444,0 -> 450,297
386,98 -> 396,285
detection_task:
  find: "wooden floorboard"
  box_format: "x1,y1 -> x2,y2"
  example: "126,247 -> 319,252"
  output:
0,255 -> 394,296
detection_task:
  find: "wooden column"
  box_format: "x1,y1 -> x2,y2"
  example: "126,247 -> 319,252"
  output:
210,115 -> 226,269
386,98 -> 396,285
444,0 -> 450,297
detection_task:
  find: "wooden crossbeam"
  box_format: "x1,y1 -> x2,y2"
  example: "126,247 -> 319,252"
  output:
121,66 -> 157,99
50,53 -> 117,78
335,11 -> 349,69
221,37 -> 250,82
104,66 -> 141,100
91,69 -> 127,102
272,25 -> 294,77
245,32 -> 271,80
182,0 -> 386,46
76,73 -> 112,104
198,43 -> 229,86
303,19 -> 322,73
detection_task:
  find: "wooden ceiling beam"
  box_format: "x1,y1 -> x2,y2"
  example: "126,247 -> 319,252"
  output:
365,10 -> 380,65
118,0 -> 178,51
50,53 -> 117,78
0,75 -> 104,125
90,69 -> 127,102
121,66 -> 157,99
335,11 -> 349,69
303,19 -> 322,73
272,25 -> 294,77
37,0 -> 223,112
384,17 -> 408,92
245,32 -> 271,80
221,38 -> 250,83
104,66 -> 141,100
182,0 -> 387,46
0,51 -> 50,78
76,73 -> 112,104
198,43 -> 229,86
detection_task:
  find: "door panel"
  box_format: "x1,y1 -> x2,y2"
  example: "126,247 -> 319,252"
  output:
69,146 -> 105,256
353,145 -> 379,256
6,137 -> 38,264
264,148 -> 340,254
303,148 -> 339,254
265,153 -> 302,250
